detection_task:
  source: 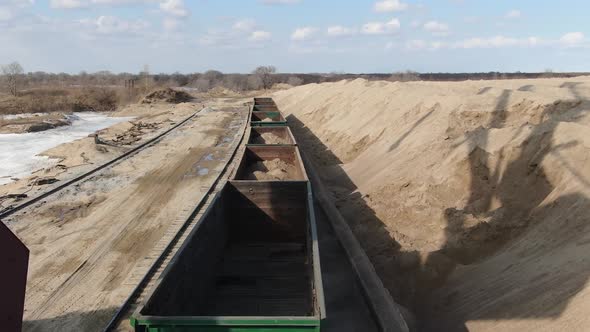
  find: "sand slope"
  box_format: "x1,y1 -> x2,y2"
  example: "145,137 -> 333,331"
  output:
273,77 -> 590,330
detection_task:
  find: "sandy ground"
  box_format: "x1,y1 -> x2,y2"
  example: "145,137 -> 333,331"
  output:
274,77 -> 590,331
2,98 -> 248,331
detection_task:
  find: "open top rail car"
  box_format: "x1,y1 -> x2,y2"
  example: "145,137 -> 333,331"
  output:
131,98 -> 325,332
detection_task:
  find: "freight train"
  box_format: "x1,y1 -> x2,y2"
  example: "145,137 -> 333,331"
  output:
130,98 -> 326,331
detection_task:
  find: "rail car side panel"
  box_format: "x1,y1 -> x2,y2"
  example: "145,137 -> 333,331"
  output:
0,222 -> 29,332
132,182 -> 323,331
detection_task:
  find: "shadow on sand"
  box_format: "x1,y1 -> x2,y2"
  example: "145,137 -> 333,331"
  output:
22,307 -> 119,332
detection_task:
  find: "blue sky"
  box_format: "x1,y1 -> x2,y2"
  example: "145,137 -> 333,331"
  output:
0,0 -> 588,74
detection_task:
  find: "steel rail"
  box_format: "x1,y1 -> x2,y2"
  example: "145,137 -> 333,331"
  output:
103,105 -> 251,332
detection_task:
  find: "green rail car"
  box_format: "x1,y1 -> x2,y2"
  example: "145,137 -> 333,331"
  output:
250,111 -> 287,127
253,97 -> 277,106
131,97 -> 324,331
131,180 -> 325,331
253,104 -> 280,112
130,317 -> 321,331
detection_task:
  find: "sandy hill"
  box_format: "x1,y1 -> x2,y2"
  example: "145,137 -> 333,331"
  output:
273,77 -> 590,331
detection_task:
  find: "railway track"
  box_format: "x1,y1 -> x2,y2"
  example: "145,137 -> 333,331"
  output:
0,108 -> 206,220
104,105 -> 251,331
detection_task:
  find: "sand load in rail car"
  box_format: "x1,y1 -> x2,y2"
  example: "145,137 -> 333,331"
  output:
247,126 -> 297,146
130,98 -> 325,331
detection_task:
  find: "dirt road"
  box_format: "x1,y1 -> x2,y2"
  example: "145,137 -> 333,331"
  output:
4,104 -> 247,331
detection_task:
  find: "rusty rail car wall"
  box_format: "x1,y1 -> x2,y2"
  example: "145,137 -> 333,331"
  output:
0,222 -> 29,332
253,104 -> 280,112
253,97 -> 276,106
131,98 -> 325,331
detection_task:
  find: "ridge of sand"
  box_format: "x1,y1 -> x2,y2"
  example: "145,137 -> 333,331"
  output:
273,77 -> 590,331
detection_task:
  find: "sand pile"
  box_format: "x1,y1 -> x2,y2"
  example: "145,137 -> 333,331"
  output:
252,132 -> 289,145
273,77 -> 590,331
141,88 -> 192,104
244,158 -> 297,180
206,86 -> 241,98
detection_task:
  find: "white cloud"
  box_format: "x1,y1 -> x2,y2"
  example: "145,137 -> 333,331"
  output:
374,0 -> 407,13
49,0 -> 164,8
405,39 -> 427,50
291,26 -> 317,41
249,30 -> 271,41
160,0 -> 188,17
0,7 -> 14,21
260,0 -> 301,4
199,18 -> 272,47
560,32 -> 584,46
51,0 -> 86,8
459,36 -> 518,48
50,0 -> 162,9
79,15 -> 149,34
527,36 -> 540,46
423,21 -> 450,36
162,17 -> 179,31
91,0 -> 146,4
400,34 -> 586,51
430,41 -> 446,50
405,39 -> 447,51
8,0 -> 35,7
454,35 -> 540,49
362,18 -> 400,35
505,10 -> 521,19
327,25 -> 355,37
233,19 -> 256,32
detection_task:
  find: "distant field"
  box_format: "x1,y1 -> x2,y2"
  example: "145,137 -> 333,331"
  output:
0,87 -> 140,115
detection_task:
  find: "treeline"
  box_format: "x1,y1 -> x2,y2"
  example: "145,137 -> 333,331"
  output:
6,69 -> 590,93
8,70 -> 310,92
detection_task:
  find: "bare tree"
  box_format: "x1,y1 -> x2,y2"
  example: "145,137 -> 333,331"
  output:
193,78 -> 211,92
287,76 -> 304,86
542,68 -> 555,78
389,70 -> 420,82
247,75 -> 263,90
252,66 -> 276,90
2,62 -> 24,96
140,64 -> 151,92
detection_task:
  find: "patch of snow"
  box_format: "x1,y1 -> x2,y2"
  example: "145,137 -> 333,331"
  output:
0,112 -> 133,185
